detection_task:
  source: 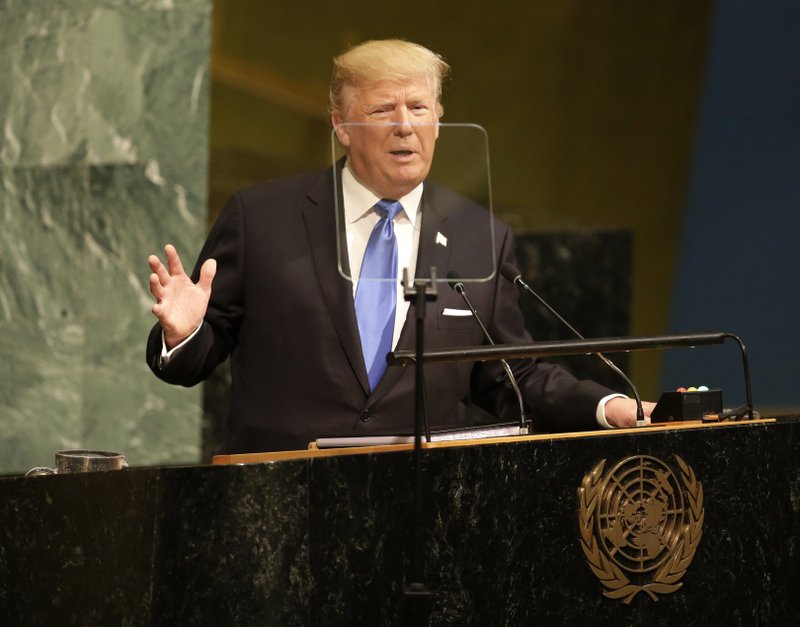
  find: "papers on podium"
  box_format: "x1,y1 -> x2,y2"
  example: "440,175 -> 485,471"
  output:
314,423 -> 524,449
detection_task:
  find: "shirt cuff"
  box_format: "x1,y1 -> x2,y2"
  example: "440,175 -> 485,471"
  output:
596,393 -> 628,429
158,322 -> 203,368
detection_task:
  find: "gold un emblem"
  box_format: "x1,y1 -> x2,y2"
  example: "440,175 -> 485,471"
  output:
578,455 -> 704,603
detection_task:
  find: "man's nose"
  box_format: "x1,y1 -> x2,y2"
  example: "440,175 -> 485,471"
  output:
392,107 -> 413,135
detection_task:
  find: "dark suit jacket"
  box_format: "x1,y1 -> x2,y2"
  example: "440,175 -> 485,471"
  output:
146,165 -> 613,453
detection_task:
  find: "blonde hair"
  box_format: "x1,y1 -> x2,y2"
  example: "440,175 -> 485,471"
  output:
329,39 -> 450,117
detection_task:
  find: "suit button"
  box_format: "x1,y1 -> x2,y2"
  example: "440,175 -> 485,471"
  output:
360,410 -> 370,423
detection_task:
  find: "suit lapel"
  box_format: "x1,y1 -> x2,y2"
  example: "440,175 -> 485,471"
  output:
413,184 -> 453,295
303,165 -> 371,395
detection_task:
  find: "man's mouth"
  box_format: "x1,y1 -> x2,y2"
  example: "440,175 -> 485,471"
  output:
389,150 -> 415,158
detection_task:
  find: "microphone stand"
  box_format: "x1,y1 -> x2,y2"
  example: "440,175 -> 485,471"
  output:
507,269 -> 644,425
400,267 -> 437,624
449,279 -> 529,434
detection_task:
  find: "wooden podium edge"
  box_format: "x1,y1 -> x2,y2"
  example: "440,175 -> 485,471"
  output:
211,418 -> 776,465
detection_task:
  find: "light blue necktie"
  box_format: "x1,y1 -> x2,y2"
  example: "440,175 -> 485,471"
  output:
355,199 -> 403,391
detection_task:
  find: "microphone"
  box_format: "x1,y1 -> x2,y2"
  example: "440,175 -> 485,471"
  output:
499,262 -> 646,427
446,271 -> 529,435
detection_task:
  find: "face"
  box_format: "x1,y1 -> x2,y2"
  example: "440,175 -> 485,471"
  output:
331,77 -> 440,199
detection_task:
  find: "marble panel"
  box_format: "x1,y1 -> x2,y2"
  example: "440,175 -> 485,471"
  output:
0,0 -> 211,473
0,468 -> 161,625
81,164 -> 206,465
0,7 -> 91,167
308,452 -> 415,626
0,2 -> 210,170
297,419 -> 800,625
0,161 -> 205,471
0,166 -> 87,470
151,463 -> 312,626
0,418 -> 798,624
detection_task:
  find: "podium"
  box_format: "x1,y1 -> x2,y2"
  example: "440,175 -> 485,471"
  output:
1,417 -> 799,625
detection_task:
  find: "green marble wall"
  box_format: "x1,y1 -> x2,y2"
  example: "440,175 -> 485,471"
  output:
0,0 -> 211,473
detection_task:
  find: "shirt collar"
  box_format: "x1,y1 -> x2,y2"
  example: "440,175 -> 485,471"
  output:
342,161 -> 422,226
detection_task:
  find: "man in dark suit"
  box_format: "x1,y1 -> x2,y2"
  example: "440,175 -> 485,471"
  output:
146,40 -> 653,454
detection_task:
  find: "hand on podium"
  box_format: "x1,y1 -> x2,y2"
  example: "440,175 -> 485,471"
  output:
605,397 -> 656,428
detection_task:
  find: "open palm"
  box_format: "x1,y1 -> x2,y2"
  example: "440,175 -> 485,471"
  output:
148,244 -> 216,349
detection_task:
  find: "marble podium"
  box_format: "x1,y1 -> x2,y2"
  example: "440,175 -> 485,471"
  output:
1,417 -> 799,625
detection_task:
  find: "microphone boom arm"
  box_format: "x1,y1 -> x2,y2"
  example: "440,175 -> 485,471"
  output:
451,280 -> 529,434
388,332 -> 754,420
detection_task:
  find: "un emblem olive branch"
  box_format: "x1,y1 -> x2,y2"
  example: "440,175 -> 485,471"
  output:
578,455 -> 704,604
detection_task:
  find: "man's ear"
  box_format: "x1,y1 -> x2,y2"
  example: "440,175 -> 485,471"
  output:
331,112 -> 351,147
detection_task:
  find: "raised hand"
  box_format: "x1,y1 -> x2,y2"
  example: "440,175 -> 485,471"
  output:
148,244 -> 216,349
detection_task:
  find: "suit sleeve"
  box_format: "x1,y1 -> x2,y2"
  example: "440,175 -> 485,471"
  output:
469,224 -> 616,432
145,192 -> 246,387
